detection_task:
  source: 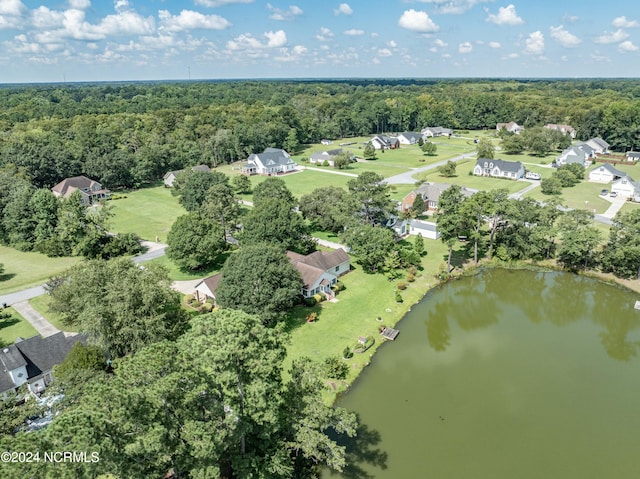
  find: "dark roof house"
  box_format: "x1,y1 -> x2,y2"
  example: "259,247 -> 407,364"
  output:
51,176 -> 110,205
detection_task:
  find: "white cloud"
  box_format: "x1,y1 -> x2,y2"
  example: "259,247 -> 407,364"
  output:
274,44 -> 307,62
486,4 -> 523,26
591,53 -> 610,62
315,27 -> 333,41
398,9 -> 439,33
372,57 -> 380,64
524,31 -> 544,55
458,41 -> 472,53
227,30 -> 287,50
334,3 -> 353,16
377,48 -> 392,57
158,10 -> 230,32
612,16 -> 639,28
0,0 -> 26,16
550,25 -> 581,47
267,4 -> 303,21
594,29 -> 629,44
433,38 -> 447,47
505,52 -> 519,59
265,30 -> 287,47
387,40 -> 397,47
68,0 -> 91,9
416,0 -> 492,15
195,0 -> 254,6
31,6 -> 64,28
619,40 -> 639,52
489,41 -> 501,48
344,29 -> 364,36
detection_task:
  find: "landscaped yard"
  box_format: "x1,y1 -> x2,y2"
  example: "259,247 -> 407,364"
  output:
0,307 -> 38,344
109,186 -> 186,242
143,253 -> 229,282
283,237 -> 451,402
524,180 -> 612,214
0,245 -> 81,295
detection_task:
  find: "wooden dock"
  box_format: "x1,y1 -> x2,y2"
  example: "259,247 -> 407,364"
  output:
381,327 -> 400,341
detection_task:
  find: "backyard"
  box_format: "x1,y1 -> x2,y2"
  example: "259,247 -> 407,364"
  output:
0,307 -> 38,345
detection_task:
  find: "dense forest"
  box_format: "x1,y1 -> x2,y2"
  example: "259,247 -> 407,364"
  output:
1,79 -> 640,190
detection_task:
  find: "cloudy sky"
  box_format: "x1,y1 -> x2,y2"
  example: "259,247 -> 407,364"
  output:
1,0 -> 639,83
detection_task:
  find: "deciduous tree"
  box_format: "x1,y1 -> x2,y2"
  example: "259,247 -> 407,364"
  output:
167,212 -> 226,271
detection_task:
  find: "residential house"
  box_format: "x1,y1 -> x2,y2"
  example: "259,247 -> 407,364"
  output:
194,273 -> 222,303
556,146 -> 591,168
611,175 -> 640,199
193,248 -> 350,302
163,164 -> 211,187
588,163 -> 626,183
51,176 -> 110,205
626,151 -> 640,162
309,148 -> 352,167
409,220 -> 440,240
397,132 -> 424,145
496,122 -> 525,134
544,124 -> 576,138
473,158 -> 525,180
320,139 -> 333,145
401,182 -> 452,212
585,137 -> 610,155
370,135 -> 400,150
421,126 -> 453,137
242,148 -> 298,175
0,333 -> 86,398
574,142 -> 596,159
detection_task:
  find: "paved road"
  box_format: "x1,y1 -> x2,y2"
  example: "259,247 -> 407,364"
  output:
508,179 -> 540,199
302,166 -> 357,177
11,300 -> 60,337
384,152 -> 477,184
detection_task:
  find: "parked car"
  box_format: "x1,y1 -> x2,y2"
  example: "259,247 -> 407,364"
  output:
525,171 -> 541,180
610,191 -> 619,198
600,189 -> 609,196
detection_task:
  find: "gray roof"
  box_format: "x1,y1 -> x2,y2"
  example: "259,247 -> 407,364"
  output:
0,344 -> 27,371
559,146 -> 588,164
475,158 -> 523,173
399,132 -> 423,141
249,148 -> 294,167
592,163 -> 626,178
410,220 -> 437,232
0,333 -> 86,394
589,137 -> 610,149
51,176 -> 104,197
626,151 -> 640,158
414,182 -> 451,203
575,143 -> 595,156
310,148 -> 345,161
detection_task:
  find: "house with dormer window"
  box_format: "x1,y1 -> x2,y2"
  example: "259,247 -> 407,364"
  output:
473,158 -> 524,180
241,148 -> 298,176
51,176 -> 111,205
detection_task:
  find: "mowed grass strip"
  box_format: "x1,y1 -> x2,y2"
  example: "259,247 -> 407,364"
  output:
29,294 -> 77,333
0,245 -> 81,295
109,186 -> 186,242
0,306 -> 38,344
524,180 -> 612,214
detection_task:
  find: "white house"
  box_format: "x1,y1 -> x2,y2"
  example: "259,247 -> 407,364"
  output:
242,148 -> 298,175
409,220 -> 440,240
496,122 -> 525,134
397,132 -> 423,145
585,138 -> 610,155
611,175 -> 639,199
370,135 -> 400,150
544,124 -> 576,139
421,126 -> 453,137
556,146 -> 591,168
626,151 -> 640,162
588,164 -> 626,183
309,148 -> 352,166
194,273 -> 222,303
163,164 -> 211,187
0,333 -> 85,398
473,158 -> 525,180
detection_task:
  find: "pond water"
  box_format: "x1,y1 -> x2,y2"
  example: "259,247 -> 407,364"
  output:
326,268 -> 640,479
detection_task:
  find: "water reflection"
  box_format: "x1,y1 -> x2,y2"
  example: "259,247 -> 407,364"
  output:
325,420 -> 388,479
423,269 -> 640,362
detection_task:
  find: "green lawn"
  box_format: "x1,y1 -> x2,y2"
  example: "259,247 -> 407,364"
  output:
0,245 -> 81,295
143,254 -> 228,281
415,160 -> 530,194
0,307 -> 38,344
500,151 -> 559,166
283,237 -> 451,401
524,180 -> 612,214
28,295 -> 77,332
109,186 -> 186,242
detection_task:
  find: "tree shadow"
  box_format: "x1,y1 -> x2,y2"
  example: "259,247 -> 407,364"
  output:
442,248 -> 468,269
326,420 -> 388,479
0,316 -> 20,330
0,273 -> 16,282
283,303 -> 323,334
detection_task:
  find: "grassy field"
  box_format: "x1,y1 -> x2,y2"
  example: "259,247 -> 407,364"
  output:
0,245 -> 81,295
0,307 -> 38,344
28,295 -> 76,332
524,180 -> 612,214
143,254 -> 229,281
283,237 -> 451,401
415,160 -> 531,194
109,186 -> 186,242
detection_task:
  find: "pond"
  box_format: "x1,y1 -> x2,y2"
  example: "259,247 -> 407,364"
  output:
326,268 -> 640,479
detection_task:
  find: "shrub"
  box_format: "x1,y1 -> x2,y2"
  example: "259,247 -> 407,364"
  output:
184,294 -> 195,304
408,266 -> 418,276
200,303 -> 213,313
396,282 -> 408,290
354,336 -> 375,353
325,356 -> 349,380
406,273 -> 415,283
332,281 -> 345,292
313,293 -> 326,303
343,346 -> 353,359
303,297 -> 317,307
395,292 -> 403,303
306,312 -> 318,323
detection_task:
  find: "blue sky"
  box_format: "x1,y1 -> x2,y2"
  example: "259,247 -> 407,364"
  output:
1,0 -> 639,83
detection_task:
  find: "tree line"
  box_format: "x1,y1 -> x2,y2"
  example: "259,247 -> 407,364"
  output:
1,79 -> 639,190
